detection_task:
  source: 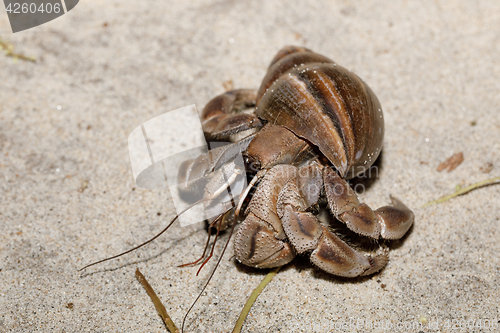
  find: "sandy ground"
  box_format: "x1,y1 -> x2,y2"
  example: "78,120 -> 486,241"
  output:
1,1 -> 499,332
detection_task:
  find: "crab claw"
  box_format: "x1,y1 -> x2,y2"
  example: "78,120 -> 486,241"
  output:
234,213 -> 295,268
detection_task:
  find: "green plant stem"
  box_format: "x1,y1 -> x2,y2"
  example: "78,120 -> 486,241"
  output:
135,268 -> 179,333
423,176 -> 500,207
232,266 -> 281,333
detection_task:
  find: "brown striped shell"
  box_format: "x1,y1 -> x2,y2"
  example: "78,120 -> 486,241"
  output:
255,47 -> 384,179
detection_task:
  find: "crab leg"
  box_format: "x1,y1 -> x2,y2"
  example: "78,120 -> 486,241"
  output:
323,167 -> 414,240
201,89 -> 262,140
283,203 -> 388,277
277,170 -> 388,277
310,226 -> 389,277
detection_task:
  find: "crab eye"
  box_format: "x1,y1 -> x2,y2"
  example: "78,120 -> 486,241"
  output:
244,156 -> 261,173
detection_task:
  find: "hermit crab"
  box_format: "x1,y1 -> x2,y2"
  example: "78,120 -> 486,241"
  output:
178,46 -> 414,277
82,46 -> 414,279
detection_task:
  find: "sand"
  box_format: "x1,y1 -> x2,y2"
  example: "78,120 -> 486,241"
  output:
1,1 -> 499,332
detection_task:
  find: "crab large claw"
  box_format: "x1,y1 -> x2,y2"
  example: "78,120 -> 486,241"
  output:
233,213 -> 295,268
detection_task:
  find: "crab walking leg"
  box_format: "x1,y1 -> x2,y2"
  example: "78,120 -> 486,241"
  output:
234,164 -> 402,276
283,204 -> 388,277
310,227 -> 389,277
201,89 -> 262,140
373,196 -> 415,239
323,167 -> 414,240
276,172 -> 388,277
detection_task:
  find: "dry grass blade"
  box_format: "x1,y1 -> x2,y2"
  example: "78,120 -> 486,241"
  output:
135,268 -> 180,333
423,176 -> 500,207
232,266 -> 281,333
0,38 -> 36,62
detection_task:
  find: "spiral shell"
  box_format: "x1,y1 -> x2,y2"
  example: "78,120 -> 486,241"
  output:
255,47 -> 384,179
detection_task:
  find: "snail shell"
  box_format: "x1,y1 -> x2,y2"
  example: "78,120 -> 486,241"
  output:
255,47 -> 384,179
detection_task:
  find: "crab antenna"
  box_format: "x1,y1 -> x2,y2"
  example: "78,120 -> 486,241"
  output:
79,198 -> 211,271
181,186 -> 238,332
181,209 -> 238,332
196,213 -> 224,276
178,212 -> 224,268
